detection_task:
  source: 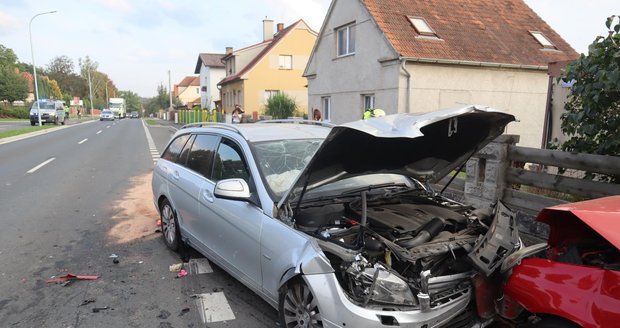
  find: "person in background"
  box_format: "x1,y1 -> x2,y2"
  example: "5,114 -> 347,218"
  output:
64,103 -> 69,120
232,105 -> 244,124
363,108 -> 386,120
313,108 -> 322,121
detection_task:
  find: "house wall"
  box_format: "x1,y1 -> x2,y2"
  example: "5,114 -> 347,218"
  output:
402,63 -> 549,148
177,85 -> 200,105
220,80 -> 244,113
200,66 -> 225,109
306,0 -> 400,122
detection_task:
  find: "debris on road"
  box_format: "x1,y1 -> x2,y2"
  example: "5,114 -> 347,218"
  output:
169,263 -> 183,272
176,269 -> 188,278
178,307 -> 190,316
109,254 -> 120,264
92,306 -> 109,313
47,273 -> 99,284
79,298 -> 96,307
156,310 -> 171,319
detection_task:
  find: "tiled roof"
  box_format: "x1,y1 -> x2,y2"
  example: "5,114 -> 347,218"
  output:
178,76 -> 199,87
363,0 -> 578,66
194,53 -> 225,73
218,20 -> 302,86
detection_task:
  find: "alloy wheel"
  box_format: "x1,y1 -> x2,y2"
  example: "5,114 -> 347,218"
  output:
282,283 -> 322,327
161,204 -> 176,245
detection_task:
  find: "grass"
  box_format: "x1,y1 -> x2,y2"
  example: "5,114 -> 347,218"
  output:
0,125 -> 57,139
0,118 -> 28,121
145,119 -> 158,125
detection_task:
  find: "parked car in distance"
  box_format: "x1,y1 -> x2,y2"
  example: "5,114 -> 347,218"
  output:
498,196 -> 620,328
152,106 -> 518,327
29,100 -> 66,126
100,110 -> 115,121
130,111 -> 139,118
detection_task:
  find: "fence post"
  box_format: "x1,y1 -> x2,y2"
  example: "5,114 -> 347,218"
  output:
464,135 -> 520,209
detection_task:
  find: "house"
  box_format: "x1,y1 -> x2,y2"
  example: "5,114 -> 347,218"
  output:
194,53 -> 226,110
218,19 -> 317,116
304,0 -> 578,147
174,76 -> 200,106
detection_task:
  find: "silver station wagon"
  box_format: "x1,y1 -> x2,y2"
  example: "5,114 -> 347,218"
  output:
152,105 -> 519,327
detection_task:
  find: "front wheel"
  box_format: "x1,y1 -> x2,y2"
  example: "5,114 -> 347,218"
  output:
160,199 -> 181,251
279,279 -> 323,328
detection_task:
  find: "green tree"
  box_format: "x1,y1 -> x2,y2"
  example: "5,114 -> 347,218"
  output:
119,90 -> 142,113
48,80 -> 62,100
0,66 -> 29,102
0,45 -> 18,67
558,15 -> 620,181
264,93 -> 297,119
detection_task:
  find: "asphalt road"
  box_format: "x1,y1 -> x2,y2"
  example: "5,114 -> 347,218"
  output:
0,119 -> 278,328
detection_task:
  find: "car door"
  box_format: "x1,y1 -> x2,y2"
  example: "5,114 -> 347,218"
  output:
199,137 -> 264,290
161,134 -> 203,240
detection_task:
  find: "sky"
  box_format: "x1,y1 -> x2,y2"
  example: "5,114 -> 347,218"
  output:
0,0 -> 617,98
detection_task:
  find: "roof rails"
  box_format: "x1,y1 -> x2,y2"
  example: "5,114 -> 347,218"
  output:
180,122 -> 243,135
256,119 -> 335,128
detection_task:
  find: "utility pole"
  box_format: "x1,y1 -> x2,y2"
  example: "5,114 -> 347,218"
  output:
105,80 -> 109,107
168,70 -> 173,119
88,68 -> 94,119
29,10 -> 57,126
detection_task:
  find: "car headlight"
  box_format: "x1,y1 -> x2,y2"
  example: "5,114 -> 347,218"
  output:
366,267 -> 415,305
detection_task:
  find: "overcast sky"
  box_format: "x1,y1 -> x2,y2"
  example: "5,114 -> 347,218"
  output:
0,0 -> 617,97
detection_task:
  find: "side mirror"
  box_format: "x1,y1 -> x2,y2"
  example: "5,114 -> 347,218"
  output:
214,178 -> 251,201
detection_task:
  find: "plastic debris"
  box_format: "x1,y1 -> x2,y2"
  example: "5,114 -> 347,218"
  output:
92,306 -> 109,313
47,273 -> 99,284
169,263 -> 183,272
79,298 -> 96,307
179,307 -> 190,316
176,269 -> 188,278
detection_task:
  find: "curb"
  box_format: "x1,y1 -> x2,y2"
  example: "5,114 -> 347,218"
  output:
0,119 -> 99,146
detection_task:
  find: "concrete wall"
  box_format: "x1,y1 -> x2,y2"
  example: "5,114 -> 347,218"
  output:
547,79 -> 571,145
306,0 -> 399,122
402,63 -> 549,148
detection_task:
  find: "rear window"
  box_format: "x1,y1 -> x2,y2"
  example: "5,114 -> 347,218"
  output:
162,134 -> 191,163
31,102 -> 55,110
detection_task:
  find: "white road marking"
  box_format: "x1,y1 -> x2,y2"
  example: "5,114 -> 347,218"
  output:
141,119 -> 160,164
78,138 -> 88,144
195,292 -> 236,323
96,130 -> 102,134
27,157 -> 56,174
188,258 -> 213,274
106,125 -> 111,129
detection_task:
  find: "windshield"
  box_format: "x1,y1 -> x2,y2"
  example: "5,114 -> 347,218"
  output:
303,174 -> 417,200
102,111 -> 112,114
31,102 -> 55,110
252,139 -> 323,198
109,103 -> 122,108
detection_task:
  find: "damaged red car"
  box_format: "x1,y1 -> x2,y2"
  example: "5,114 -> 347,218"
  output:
498,196 -> 620,327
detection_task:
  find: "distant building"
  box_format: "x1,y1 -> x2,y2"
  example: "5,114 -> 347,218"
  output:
174,76 -> 200,106
305,0 -> 578,147
194,53 -> 226,110
218,19 -> 317,116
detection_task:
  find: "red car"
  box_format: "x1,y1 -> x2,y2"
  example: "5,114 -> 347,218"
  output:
498,196 -> 620,327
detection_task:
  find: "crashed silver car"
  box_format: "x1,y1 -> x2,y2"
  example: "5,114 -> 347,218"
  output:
152,105 -> 518,327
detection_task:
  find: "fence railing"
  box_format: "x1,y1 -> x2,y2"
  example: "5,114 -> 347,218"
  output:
176,109 -> 223,125
434,135 -> 620,241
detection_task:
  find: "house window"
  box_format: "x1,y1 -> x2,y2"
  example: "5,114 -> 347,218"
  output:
336,23 -> 355,57
196,87 -> 199,94
530,31 -> 556,49
408,16 -> 438,38
264,90 -> 280,103
322,96 -> 331,121
363,94 -> 375,111
279,55 -> 292,69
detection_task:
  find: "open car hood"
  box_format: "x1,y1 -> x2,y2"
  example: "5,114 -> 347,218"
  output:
537,196 -> 620,250
278,105 -> 515,208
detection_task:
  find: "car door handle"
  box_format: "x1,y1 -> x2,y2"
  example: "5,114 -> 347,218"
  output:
172,171 -> 180,181
202,190 -> 214,203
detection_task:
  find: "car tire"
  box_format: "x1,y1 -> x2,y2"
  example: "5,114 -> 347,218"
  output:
30,121 -> 35,126
278,278 -> 323,328
160,199 -> 181,251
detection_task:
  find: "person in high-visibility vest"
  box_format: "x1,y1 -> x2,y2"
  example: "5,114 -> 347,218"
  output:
363,108 -> 386,120
64,103 -> 70,120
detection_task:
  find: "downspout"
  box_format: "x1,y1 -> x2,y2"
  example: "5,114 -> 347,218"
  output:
400,58 -> 411,113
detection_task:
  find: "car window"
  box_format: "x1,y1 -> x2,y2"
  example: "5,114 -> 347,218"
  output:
212,139 -> 249,183
161,134 -> 190,163
186,134 -> 219,179
178,135 -> 195,165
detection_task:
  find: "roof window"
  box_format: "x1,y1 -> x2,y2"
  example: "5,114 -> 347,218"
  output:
530,31 -> 556,48
408,16 -> 438,38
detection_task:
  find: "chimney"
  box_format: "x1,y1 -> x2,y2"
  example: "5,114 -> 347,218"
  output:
276,23 -> 284,33
263,18 -> 274,41
225,47 -> 233,54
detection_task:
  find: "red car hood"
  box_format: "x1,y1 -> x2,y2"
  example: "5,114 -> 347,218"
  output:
537,196 -> 620,250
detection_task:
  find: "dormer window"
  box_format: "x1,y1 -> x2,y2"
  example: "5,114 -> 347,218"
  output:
408,16 -> 438,38
530,31 -> 556,49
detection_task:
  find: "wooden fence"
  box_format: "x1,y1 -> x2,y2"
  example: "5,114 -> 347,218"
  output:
435,135 -> 620,241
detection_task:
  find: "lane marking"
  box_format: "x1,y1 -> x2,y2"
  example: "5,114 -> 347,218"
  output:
141,119 -> 160,164
78,138 -> 88,144
27,157 -> 56,174
195,292 -> 235,323
106,125 -> 111,129
96,130 -> 102,134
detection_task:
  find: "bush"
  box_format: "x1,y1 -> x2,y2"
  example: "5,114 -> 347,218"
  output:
264,93 -> 297,119
0,105 -> 29,119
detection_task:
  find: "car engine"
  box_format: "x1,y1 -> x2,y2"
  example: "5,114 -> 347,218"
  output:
287,187 -> 517,312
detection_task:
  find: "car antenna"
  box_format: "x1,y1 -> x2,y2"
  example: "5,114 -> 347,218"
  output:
440,162 -> 466,195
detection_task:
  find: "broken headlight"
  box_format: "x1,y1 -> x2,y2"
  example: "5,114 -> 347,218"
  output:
366,267 -> 415,306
